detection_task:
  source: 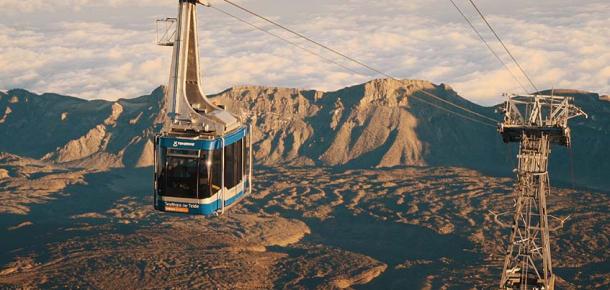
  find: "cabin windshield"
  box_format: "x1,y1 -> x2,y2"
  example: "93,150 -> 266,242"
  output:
158,149 -> 211,199
166,154 -> 198,198
156,138 -> 246,199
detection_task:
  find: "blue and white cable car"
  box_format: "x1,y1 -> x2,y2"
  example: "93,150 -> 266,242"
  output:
154,0 -> 252,216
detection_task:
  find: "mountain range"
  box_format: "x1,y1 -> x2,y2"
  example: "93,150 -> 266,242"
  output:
0,79 -> 607,190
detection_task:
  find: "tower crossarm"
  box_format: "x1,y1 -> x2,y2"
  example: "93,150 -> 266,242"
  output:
502,94 -> 587,128
499,94 -> 587,146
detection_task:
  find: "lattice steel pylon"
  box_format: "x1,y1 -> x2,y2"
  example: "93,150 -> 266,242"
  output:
495,94 -> 587,290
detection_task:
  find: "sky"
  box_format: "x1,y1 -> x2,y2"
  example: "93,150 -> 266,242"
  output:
0,0 -> 608,105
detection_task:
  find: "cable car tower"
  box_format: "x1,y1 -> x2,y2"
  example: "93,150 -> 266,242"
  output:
153,0 -> 252,216
495,94 -> 586,289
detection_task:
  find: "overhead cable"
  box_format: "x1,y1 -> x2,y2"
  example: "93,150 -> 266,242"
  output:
466,0 -> 539,92
214,0 -> 499,126
448,0 -> 529,95
222,0 -> 395,79
209,5 -> 366,77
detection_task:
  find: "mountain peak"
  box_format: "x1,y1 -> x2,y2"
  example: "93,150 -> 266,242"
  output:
361,78 -> 434,88
357,78 -> 438,107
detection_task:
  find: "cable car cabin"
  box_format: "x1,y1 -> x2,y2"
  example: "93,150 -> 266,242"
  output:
153,0 -> 255,216
154,126 -> 252,216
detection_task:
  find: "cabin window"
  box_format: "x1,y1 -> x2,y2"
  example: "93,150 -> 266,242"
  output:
211,148 -> 222,194
224,139 -> 243,189
210,139 -> 245,193
199,152 -> 212,198
156,146 -> 167,195
234,139 -> 244,186
242,138 -> 246,177
225,141 -> 236,188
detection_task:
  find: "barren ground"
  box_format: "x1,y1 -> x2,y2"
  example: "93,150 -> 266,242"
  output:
0,165 -> 608,289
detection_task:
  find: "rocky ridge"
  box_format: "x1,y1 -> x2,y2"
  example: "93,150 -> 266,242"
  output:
0,79 -> 608,189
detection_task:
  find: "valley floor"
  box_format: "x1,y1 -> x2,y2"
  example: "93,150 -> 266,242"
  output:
0,165 -> 608,289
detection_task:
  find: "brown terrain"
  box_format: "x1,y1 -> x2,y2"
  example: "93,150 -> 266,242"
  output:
0,80 -> 608,289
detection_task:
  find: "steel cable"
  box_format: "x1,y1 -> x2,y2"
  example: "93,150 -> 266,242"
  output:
448,0 -> 529,95
209,5 -> 366,77
466,0 -> 539,92
213,0 -> 500,126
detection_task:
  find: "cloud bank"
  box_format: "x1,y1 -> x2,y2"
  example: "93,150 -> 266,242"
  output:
0,0 -> 608,104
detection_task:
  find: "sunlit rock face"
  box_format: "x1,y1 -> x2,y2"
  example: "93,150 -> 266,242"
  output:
212,79 -> 483,169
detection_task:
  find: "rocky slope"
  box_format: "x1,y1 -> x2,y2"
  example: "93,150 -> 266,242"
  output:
0,79 -> 607,189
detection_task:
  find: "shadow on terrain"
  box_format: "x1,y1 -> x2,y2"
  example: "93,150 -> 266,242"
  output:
0,168 -> 153,266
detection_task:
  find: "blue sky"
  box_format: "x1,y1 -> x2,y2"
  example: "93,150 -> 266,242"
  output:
1,0 -> 608,104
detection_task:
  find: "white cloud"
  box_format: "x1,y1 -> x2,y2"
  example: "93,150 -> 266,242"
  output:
0,0 -> 608,105
0,0 -> 171,13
